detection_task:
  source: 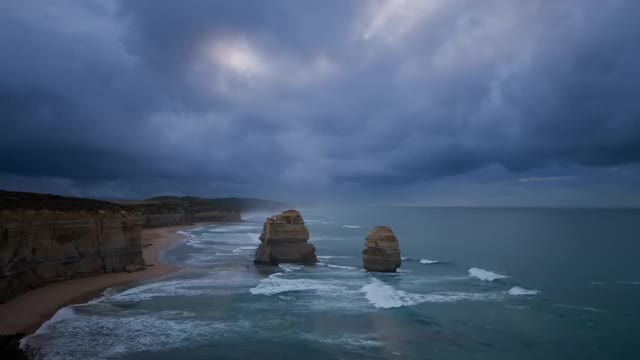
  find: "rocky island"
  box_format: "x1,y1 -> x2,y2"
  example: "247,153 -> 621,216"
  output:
362,226 -> 402,272
254,210 -> 317,265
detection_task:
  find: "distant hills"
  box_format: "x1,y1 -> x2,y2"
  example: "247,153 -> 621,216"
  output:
119,195 -> 288,212
144,196 -> 288,212
0,190 -> 289,213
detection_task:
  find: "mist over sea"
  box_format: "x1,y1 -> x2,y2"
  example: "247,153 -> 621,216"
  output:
25,207 -> 640,359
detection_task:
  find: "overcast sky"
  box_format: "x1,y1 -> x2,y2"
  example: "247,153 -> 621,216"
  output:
1,0 -> 639,206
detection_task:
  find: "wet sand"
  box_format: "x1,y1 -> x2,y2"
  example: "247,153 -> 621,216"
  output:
0,224 -> 206,334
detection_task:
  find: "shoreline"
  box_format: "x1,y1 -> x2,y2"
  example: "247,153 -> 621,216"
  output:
0,223 -> 210,335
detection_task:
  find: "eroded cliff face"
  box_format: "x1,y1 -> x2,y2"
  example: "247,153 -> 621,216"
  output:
193,211 -> 241,223
0,205 -> 145,303
362,226 -> 401,272
254,210 -> 317,265
123,199 -> 242,228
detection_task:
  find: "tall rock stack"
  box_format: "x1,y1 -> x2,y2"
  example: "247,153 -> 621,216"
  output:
362,226 -> 401,272
254,210 -> 317,265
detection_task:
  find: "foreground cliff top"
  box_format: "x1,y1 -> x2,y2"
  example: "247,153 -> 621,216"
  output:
0,190 -> 126,212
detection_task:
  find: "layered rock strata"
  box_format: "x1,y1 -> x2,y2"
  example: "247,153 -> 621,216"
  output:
254,210 -> 317,265
362,226 -> 401,272
123,199 -> 241,228
0,191 -> 145,303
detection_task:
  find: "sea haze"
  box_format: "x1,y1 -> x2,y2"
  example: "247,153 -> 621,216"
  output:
25,207 -> 640,359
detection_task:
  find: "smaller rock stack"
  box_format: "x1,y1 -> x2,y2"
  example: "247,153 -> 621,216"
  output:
362,226 -> 401,272
254,210 -> 317,265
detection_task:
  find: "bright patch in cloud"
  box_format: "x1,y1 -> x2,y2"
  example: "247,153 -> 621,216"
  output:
362,0 -> 442,40
209,37 -> 268,76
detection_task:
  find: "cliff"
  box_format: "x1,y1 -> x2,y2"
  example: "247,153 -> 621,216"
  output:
118,197 -> 242,228
362,226 -> 402,272
254,210 -> 317,265
0,191 -> 145,303
147,196 -> 288,212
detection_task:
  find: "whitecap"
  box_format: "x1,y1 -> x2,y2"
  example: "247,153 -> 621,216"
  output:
360,279 -> 499,308
317,255 -> 354,259
30,307 -> 77,337
278,263 -> 304,272
104,278 -> 216,301
419,259 -> 439,264
554,304 -> 605,313
232,246 -> 257,253
250,276 -> 342,296
589,281 -> 605,285
326,264 -> 358,270
26,312 -> 252,359
300,333 -> 383,348
401,256 -> 408,260
469,267 -> 508,281
508,286 -> 540,296
341,225 -> 362,229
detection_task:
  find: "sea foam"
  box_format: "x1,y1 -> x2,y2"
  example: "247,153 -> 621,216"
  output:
341,225 -> 362,229
31,307 -> 77,336
250,276 -> 341,296
508,286 -> 540,296
326,264 -> 358,270
468,267 -> 508,281
360,279 -> 498,308
419,259 -> 439,264
232,246 -> 257,253
278,263 -> 304,272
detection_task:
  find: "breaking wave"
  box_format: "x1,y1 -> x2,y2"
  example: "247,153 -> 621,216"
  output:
30,307 -> 77,337
250,276 -> 342,296
341,225 -> 362,229
232,246 -> 257,253
361,279 -> 499,308
299,333 -> 383,349
508,286 -> 540,296
326,264 -> 358,270
419,259 -> 440,264
468,267 -> 508,281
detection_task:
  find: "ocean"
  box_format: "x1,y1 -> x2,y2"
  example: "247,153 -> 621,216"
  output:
24,207 -> 640,359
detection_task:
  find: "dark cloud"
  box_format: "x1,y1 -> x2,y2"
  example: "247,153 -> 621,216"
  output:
0,0 -> 639,204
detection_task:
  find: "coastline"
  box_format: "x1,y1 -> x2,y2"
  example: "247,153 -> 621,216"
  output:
0,223 -> 208,335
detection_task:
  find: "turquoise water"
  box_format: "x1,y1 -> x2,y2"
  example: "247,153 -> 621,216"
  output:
25,207 -> 640,359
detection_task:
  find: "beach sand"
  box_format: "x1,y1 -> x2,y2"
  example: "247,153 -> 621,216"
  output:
0,224 -> 206,335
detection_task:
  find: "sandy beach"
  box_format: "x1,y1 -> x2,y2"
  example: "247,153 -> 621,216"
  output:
0,224 -> 206,335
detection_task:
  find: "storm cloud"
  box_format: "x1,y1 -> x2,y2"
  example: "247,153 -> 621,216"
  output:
1,0 -> 639,205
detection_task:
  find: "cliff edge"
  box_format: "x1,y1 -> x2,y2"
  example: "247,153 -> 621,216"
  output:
0,191 -> 145,303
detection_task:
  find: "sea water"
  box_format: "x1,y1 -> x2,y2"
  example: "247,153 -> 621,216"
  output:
24,207 -> 640,359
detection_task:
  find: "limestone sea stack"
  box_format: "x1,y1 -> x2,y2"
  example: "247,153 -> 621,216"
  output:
362,226 -> 401,272
254,210 -> 317,265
